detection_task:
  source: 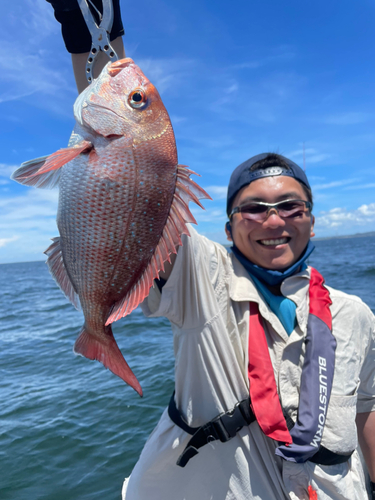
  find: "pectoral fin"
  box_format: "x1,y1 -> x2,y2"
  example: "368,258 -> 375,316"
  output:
11,140 -> 92,189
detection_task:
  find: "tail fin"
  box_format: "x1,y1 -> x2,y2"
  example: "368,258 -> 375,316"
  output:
74,325 -> 143,396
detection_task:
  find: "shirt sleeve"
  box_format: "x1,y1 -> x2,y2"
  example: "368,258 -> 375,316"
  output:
356,308 -> 375,413
140,225 -> 225,329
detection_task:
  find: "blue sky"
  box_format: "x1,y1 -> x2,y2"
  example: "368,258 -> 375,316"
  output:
1,0 -> 375,263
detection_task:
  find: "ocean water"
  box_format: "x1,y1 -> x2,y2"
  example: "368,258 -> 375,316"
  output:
1,236 -> 374,500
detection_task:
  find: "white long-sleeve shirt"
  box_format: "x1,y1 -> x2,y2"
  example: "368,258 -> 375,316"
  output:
122,226 -> 375,500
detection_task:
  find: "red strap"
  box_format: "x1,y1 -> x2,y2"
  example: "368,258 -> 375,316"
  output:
248,302 -> 292,443
309,268 -> 332,330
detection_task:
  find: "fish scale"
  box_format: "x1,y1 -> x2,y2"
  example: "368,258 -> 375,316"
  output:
11,58 -> 211,396
59,150 -> 138,301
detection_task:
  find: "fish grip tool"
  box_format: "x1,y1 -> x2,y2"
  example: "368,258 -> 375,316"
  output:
78,0 -> 119,83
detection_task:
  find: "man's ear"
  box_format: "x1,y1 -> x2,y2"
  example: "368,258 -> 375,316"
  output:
225,221 -> 233,241
310,214 -> 315,238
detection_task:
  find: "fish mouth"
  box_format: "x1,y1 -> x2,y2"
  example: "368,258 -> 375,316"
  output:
108,57 -> 135,75
257,237 -> 290,247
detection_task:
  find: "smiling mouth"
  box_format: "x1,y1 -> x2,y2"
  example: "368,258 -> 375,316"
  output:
258,237 -> 290,246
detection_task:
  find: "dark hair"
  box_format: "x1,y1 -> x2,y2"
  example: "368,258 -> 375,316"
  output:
250,153 -> 313,209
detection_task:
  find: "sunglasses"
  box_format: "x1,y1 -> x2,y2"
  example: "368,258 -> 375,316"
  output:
229,199 -> 312,222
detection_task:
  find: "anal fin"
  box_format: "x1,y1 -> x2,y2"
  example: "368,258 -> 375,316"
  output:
74,325 -> 143,396
44,237 -> 81,310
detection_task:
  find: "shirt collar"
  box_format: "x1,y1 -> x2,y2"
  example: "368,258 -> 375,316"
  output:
229,253 -> 311,333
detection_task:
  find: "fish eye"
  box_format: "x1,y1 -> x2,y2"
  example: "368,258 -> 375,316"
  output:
128,89 -> 147,109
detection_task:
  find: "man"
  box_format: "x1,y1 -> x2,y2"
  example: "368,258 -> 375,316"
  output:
121,153 -> 375,499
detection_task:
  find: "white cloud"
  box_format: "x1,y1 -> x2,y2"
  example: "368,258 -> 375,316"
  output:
135,58 -> 197,95
315,203 -> 375,230
0,163 -> 19,178
307,154 -> 332,164
1,1 -> 74,111
7,0 -> 58,44
170,115 -> 187,124
0,43 -> 73,107
231,45 -> 296,72
191,207 -> 227,223
308,175 -> 326,182
226,83 -> 239,94
286,148 -> 331,165
203,185 -> 228,199
358,204 -> 375,216
343,183 -> 375,191
0,236 -> 19,248
0,187 -> 59,262
23,0 -> 58,39
312,178 -> 360,190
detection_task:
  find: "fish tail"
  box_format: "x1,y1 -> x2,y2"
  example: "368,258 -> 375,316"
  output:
73,325 -> 143,397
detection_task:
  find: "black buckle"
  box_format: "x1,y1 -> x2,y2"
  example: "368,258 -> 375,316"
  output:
212,404 -> 245,442
173,397 -> 255,467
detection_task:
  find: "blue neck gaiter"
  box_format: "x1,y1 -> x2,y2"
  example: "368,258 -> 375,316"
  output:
231,242 -> 315,335
231,241 -> 315,287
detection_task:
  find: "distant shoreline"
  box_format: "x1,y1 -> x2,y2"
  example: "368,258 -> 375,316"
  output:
313,231 -> 375,241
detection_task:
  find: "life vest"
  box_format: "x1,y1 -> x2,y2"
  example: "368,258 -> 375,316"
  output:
249,267 -> 336,462
168,267 -> 354,467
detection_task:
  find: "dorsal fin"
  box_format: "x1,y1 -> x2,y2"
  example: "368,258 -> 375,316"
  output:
105,165 -> 211,325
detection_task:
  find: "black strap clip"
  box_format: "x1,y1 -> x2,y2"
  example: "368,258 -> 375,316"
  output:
211,400 -> 253,442
168,394 -> 255,468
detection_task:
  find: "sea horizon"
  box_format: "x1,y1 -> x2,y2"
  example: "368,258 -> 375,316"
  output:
1,230 -> 375,266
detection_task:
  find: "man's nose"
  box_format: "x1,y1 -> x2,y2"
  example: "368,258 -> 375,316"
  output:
263,208 -> 286,228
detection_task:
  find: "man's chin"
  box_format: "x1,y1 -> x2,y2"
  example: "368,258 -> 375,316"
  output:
253,255 -> 297,271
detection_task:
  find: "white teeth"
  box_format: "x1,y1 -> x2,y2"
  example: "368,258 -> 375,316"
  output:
260,238 -> 288,246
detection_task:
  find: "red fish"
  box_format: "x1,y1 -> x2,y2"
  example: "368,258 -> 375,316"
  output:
12,58 -> 211,396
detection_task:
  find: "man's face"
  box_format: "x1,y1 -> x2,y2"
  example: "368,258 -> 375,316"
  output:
226,176 -> 315,270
